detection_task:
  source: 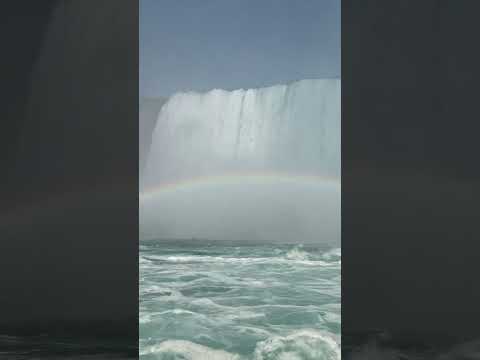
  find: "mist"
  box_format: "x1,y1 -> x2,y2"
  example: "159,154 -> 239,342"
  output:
140,180 -> 340,244
140,79 -> 340,245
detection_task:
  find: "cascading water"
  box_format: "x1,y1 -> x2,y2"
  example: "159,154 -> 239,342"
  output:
139,79 -> 341,244
141,79 -> 340,189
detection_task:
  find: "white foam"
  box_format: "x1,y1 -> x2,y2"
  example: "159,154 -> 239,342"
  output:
285,246 -> 310,261
321,248 -> 341,261
140,340 -> 243,360
253,329 -> 340,360
145,254 -> 333,267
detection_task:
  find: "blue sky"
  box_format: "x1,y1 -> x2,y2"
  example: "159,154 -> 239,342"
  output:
140,0 -> 340,98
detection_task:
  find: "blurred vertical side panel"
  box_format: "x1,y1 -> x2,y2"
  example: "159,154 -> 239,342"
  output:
343,0 -> 480,356
0,0 -> 138,355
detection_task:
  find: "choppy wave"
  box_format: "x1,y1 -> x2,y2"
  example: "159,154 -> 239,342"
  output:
141,254 -> 335,267
140,340 -> 242,360
140,242 -> 340,360
140,244 -> 341,268
140,330 -> 339,360
253,330 -> 340,360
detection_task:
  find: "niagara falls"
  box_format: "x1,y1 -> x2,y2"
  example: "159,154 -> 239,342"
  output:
139,79 -> 341,360
140,0 -> 340,358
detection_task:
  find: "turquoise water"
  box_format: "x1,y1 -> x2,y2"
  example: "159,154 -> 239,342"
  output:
139,241 -> 341,359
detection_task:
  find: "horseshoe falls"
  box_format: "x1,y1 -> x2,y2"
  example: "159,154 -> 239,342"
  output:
140,79 -> 341,360
141,79 -> 340,188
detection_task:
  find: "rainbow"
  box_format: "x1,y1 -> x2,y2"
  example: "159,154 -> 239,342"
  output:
140,172 -> 340,201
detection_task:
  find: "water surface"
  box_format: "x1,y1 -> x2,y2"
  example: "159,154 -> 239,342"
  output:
140,240 -> 341,359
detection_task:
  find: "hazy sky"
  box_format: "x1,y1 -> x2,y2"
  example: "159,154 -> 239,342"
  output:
140,0 -> 340,98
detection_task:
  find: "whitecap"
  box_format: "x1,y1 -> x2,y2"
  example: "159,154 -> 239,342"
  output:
253,329 -> 340,360
144,254 -> 332,267
140,340 -> 243,360
321,248 -> 341,261
285,246 -> 310,261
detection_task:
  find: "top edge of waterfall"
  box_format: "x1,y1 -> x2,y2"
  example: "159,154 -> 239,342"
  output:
165,78 -> 341,99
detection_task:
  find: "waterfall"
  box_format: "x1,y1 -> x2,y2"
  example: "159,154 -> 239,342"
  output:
141,79 -> 340,189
